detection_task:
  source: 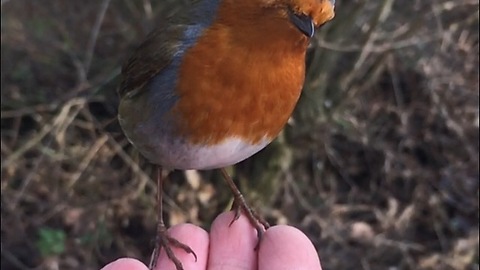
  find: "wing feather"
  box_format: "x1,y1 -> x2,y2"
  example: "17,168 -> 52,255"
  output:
118,25 -> 185,99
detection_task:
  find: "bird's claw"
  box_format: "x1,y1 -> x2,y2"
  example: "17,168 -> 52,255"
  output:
148,225 -> 197,270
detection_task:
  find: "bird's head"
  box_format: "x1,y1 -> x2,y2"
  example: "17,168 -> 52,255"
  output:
260,0 -> 335,37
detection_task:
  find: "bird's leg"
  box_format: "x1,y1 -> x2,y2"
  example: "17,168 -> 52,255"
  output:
220,168 -> 271,243
149,167 -> 197,270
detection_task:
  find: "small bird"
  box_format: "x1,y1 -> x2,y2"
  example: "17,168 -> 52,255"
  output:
118,0 -> 335,269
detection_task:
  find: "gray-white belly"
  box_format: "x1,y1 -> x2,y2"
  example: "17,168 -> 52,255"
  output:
131,134 -> 271,170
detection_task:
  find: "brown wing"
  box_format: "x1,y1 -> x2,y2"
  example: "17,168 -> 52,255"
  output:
118,25 -> 185,99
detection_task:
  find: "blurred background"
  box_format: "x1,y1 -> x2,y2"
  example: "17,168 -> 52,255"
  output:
1,0 -> 478,269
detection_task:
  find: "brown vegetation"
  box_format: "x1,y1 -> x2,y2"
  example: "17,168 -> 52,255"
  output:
1,0 -> 478,269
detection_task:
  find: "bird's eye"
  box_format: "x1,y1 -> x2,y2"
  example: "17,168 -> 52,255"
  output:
288,10 -> 315,38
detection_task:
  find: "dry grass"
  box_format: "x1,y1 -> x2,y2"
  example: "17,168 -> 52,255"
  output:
1,0 -> 478,270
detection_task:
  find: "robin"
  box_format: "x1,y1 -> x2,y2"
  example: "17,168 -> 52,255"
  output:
118,0 -> 335,269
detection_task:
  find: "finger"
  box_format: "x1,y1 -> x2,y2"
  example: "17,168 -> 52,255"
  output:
101,258 -> 147,270
258,225 -> 322,270
156,223 -> 209,270
208,211 -> 258,270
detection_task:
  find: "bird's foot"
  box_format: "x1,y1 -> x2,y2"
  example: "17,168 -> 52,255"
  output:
220,168 -> 270,248
230,193 -> 271,248
148,223 -> 197,270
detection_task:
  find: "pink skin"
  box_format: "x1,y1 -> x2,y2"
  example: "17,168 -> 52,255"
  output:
101,211 -> 322,270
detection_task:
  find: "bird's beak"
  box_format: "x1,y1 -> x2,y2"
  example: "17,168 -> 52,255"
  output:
288,11 -> 315,38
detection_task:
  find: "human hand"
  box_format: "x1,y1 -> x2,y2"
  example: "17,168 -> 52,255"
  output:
101,211 -> 322,270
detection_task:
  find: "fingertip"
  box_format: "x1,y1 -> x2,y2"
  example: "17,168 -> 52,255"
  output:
101,258 -> 147,270
156,223 -> 209,270
259,225 -> 322,270
211,211 -> 245,229
209,211 -> 258,269
210,211 -> 257,242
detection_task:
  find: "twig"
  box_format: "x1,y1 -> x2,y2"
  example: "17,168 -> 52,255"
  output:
67,134 -> 109,189
105,135 -> 151,199
84,0 -> 112,76
0,243 -> 31,270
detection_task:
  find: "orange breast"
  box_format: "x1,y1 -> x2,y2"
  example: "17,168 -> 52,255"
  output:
171,2 -> 310,145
